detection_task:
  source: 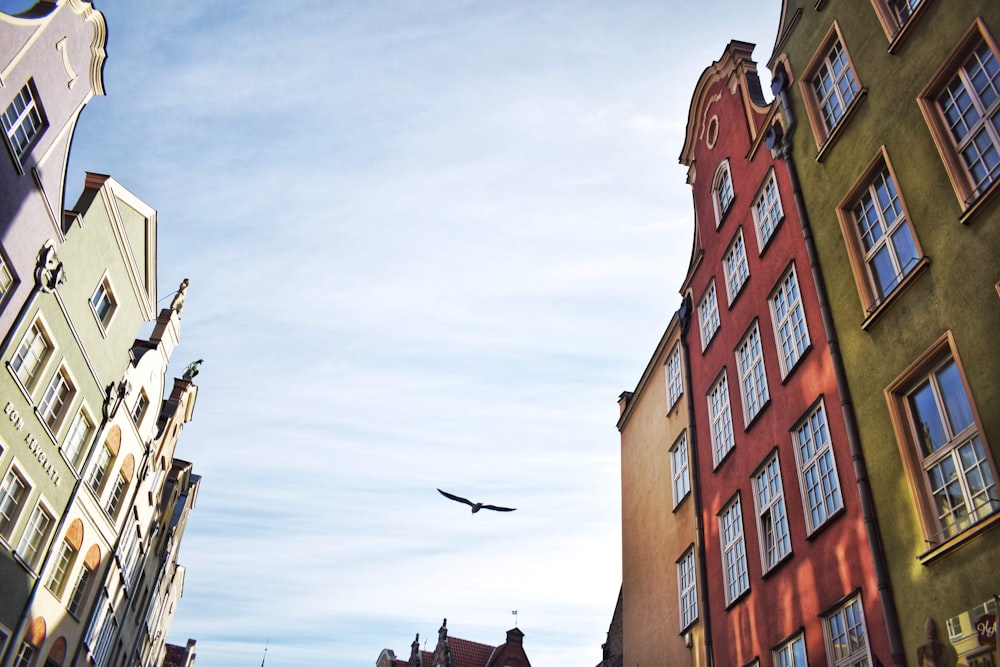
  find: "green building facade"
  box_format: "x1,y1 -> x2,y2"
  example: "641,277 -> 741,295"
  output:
769,1 -> 1000,663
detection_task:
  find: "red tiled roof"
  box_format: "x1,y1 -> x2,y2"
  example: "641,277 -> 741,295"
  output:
448,637 -> 498,667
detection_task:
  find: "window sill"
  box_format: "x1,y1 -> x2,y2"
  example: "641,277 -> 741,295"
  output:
779,345 -> 813,385
713,445 -> 736,472
918,510 -> 1000,565
724,587 -> 751,611
717,197 -> 737,230
815,89 -> 868,163
860,256 -> 930,331
886,3 -> 932,54
756,215 -> 785,258
804,505 -> 845,541
760,551 -> 794,580
743,399 -> 770,432
958,178 -> 1000,226
678,617 -> 699,636
672,492 -> 692,514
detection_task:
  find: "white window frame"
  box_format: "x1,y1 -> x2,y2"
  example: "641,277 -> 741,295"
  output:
723,228 -> 750,303
666,342 -> 683,410
670,431 -> 691,507
62,408 -> 94,470
46,537 -> 78,596
677,546 -> 698,630
0,254 -> 13,303
39,365 -> 75,432
1,79 -> 46,164
752,169 -> 784,252
12,641 -> 33,667
812,37 -> 861,134
106,471 -> 128,519
773,633 -> 808,667
90,275 -> 118,330
0,467 -> 30,541
752,453 -> 792,572
770,265 -> 810,377
712,160 -> 735,226
793,400 -> 844,533
736,322 -> 769,424
88,444 -> 114,495
16,502 -> 53,570
824,595 -> 873,666
719,495 -> 749,605
68,563 -> 93,617
698,281 -> 721,351
708,372 -> 736,468
888,341 -> 999,544
11,319 -> 52,391
132,390 -> 149,426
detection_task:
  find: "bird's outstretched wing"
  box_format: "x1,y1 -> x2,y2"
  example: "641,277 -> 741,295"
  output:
481,504 -> 516,512
438,488 -> 475,507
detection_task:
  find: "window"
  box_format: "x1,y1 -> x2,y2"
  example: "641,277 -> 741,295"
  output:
708,373 -> 736,467
46,538 -> 78,596
698,281 -> 721,350
773,634 -> 807,667
0,468 -> 29,541
106,472 -> 127,519
723,229 -> 750,303
131,391 -> 149,425
736,323 -> 769,424
752,170 -> 783,251
770,266 -> 810,376
719,496 -> 749,604
753,454 -> 791,572
11,321 -> 51,390
62,409 -> 94,470
887,337 -> 999,545
677,546 -> 698,630
68,564 -> 93,617
1,80 -> 46,163
824,595 -> 872,666
919,23 -> 1000,210
671,432 -> 691,507
12,642 -> 33,667
801,25 -> 863,147
90,278 -> 117,329
871,0 -> 926,43
666,343 -> 683,410
793,401 -> 844,533
713,160 -> 735,225
838,153 -> 922,315
0,255 -> 13,303
88,444 -> 113,494
39,367 -> 74,431
16,503 -> 53,570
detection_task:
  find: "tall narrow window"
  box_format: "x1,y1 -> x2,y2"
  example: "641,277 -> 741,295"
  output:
770,266 -> 810,376
0,255 -> 13,302
1,80 -> 46,163
39,367 -> 74,431
46,538 -> 78,596
670,431 -> 691,507
713,160 -> 735,225
887,338 -> 999,544
753,454 -> 791,572
106,472 -> 128,519
90,278 -> 117,329
666,343 -> 683,410
812,39 -> 860,133
131,390 -> 149,425
752,170 -> 783,251
68,564 -> 93,617
88,444 -> 114,495
677,546 -> 698,629
824,595 -> 872,666
16,503 -> 53,570
719,496 -> 749,605
12,642 -> 34,667
11,321 -> 51,390
698,281 -> 721,350
708,373 -> 736,467
0,468 -> 29,540
793,401 -> 844,532
736,323 -> 769,424
919,24 -> 1000,209
723,229 -> 750,303
62,409 -> 94,470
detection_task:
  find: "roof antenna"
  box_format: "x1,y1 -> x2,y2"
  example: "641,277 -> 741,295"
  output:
260,639 -> 269,667
512,610 -> 518,627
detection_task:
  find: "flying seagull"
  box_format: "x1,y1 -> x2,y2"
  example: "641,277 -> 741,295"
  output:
437,488 -> 516,513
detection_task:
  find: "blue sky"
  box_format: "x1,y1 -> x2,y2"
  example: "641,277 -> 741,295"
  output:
47,1 -> 782,665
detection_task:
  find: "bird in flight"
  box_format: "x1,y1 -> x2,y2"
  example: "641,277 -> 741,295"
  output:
437,488 -> 516,513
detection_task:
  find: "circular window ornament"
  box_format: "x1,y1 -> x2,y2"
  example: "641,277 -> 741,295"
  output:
706,115 -> 720,149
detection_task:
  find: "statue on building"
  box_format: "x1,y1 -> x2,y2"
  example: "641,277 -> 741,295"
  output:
182,359 -> 203,381
917,618 -> 957,667
170,278 -> 189,313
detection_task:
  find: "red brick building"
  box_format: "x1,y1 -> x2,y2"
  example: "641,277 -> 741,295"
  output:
376,620 -> 530,667
678,41 -> 893,666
